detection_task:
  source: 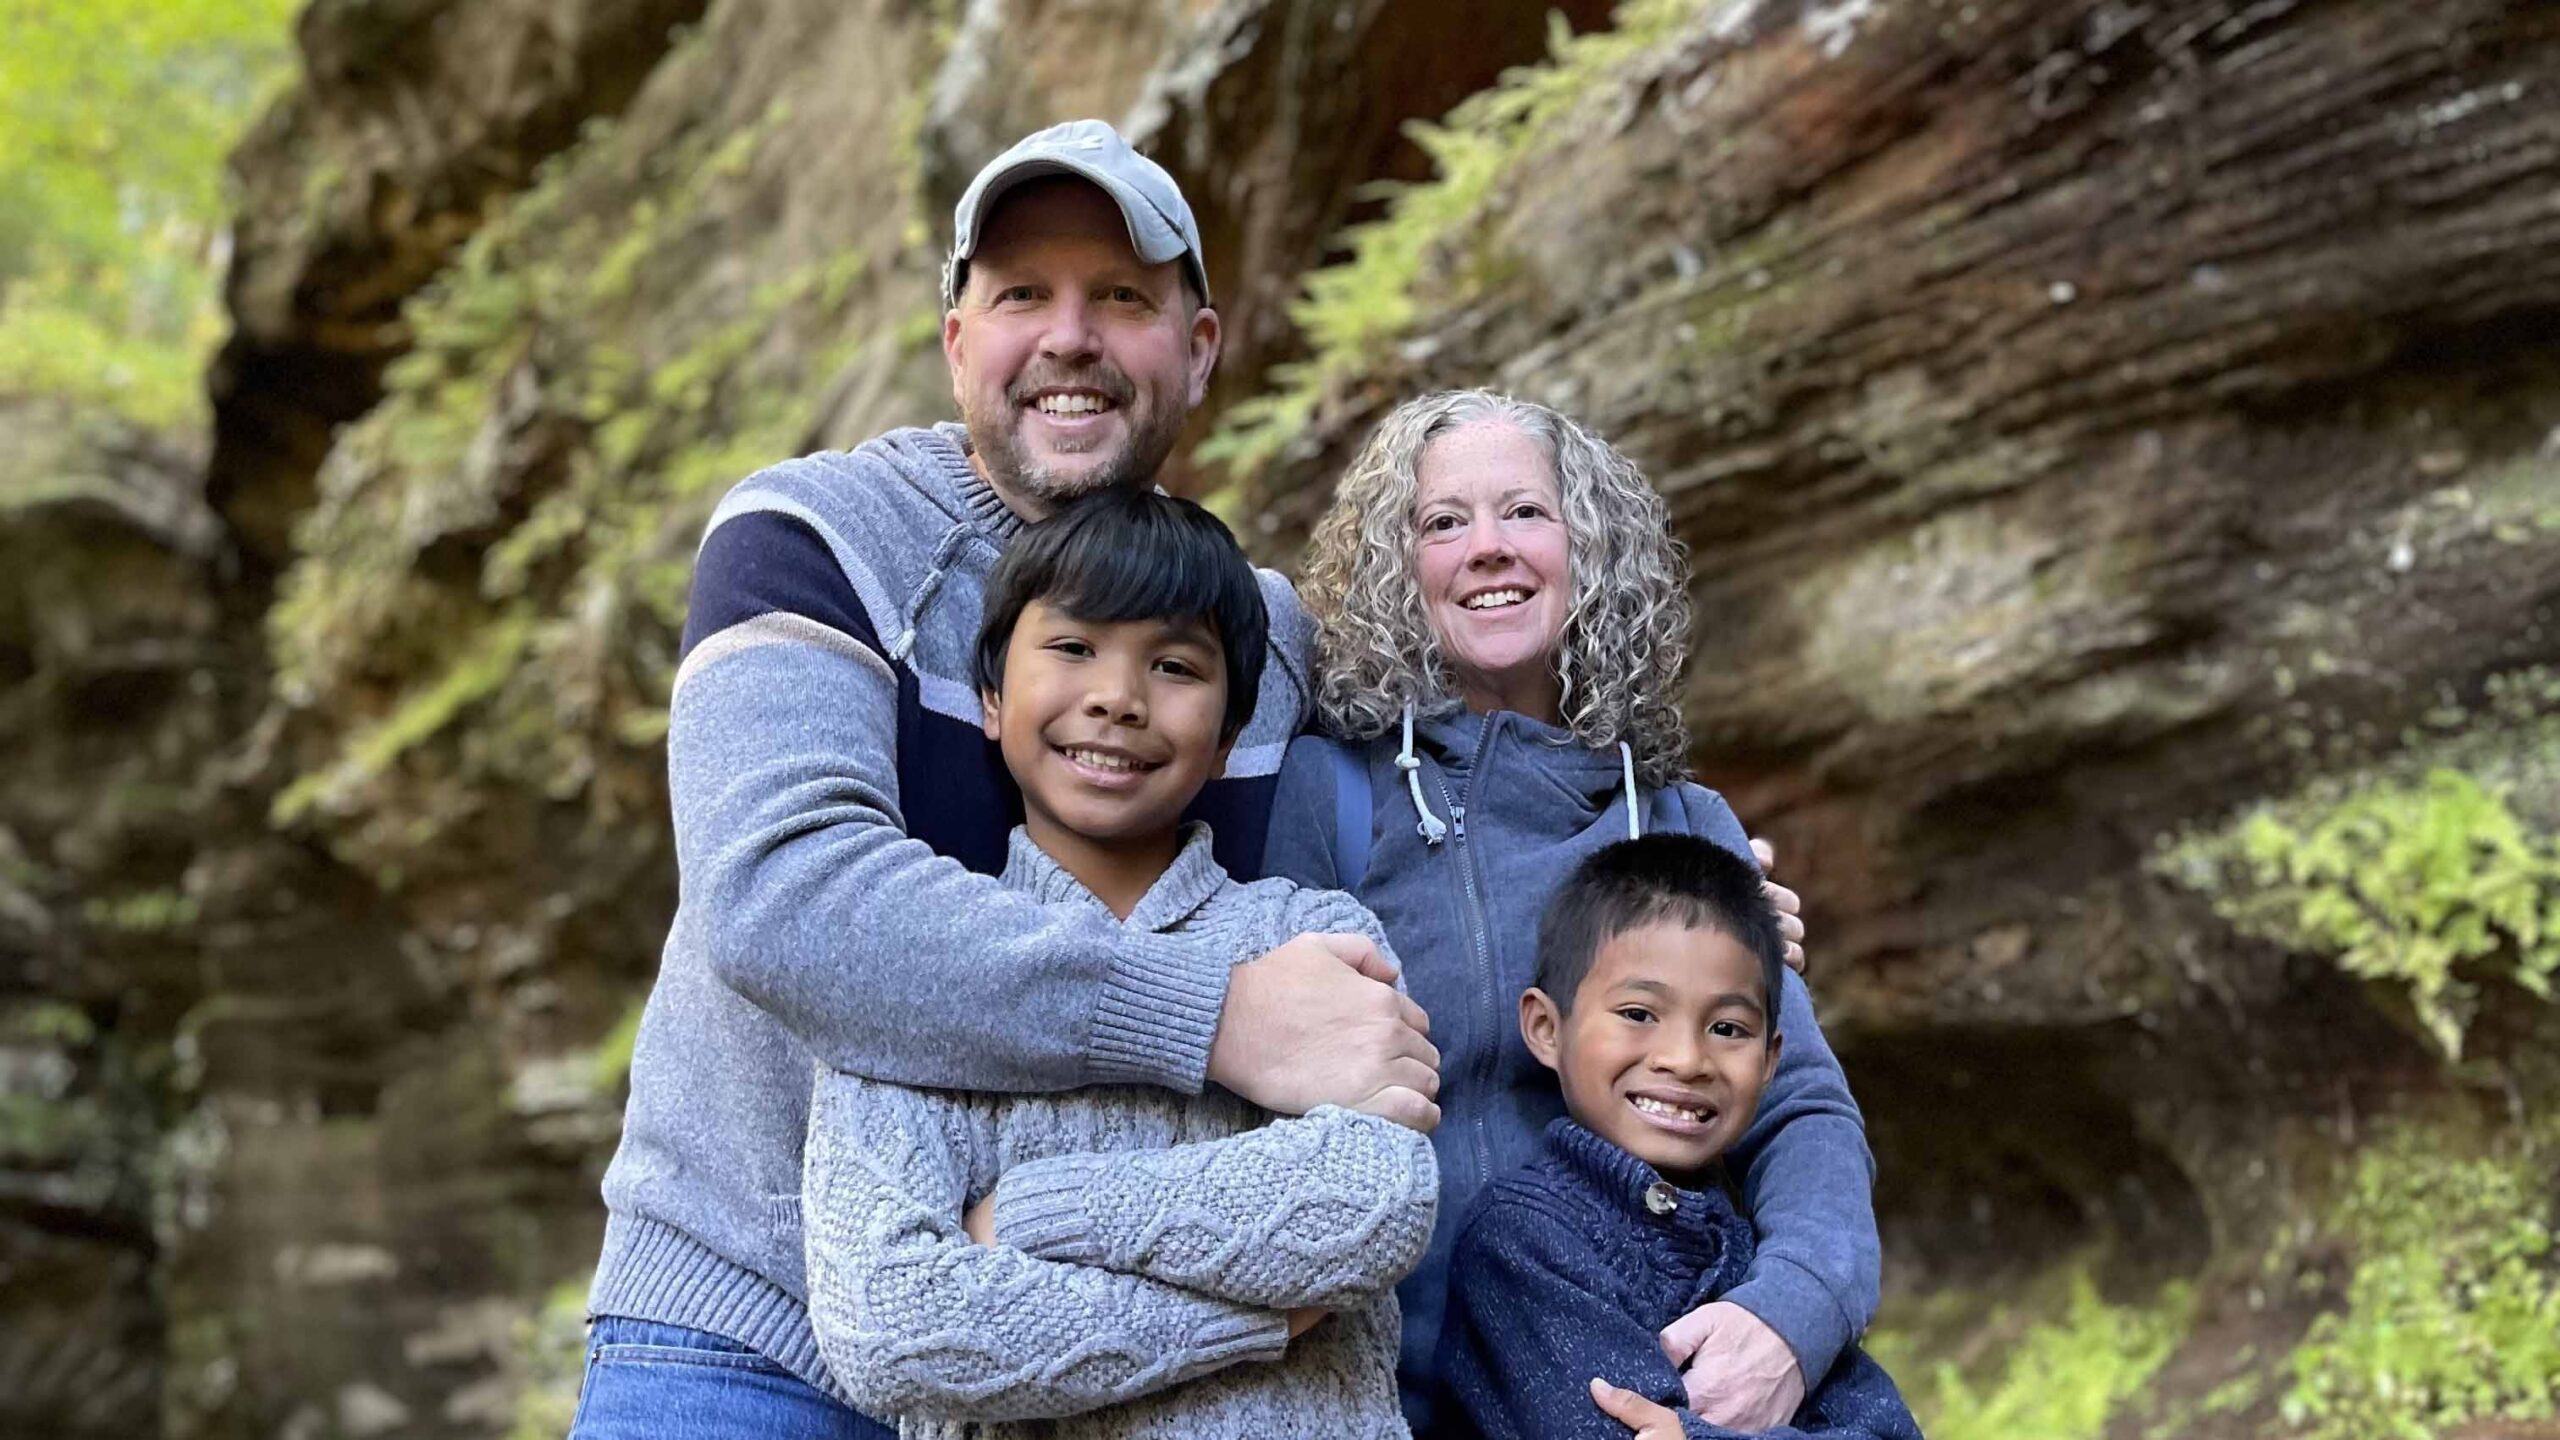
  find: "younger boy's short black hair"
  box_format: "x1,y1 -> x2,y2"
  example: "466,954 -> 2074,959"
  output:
1534,834 -> 1785,1032
973,488 -> 1269,745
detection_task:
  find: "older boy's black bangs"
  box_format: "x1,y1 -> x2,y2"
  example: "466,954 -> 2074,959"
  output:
1534,835 -> 1787,1026
973,491 -> 1269,743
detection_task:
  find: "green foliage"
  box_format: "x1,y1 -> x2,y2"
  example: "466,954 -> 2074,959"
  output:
506,1278 -> 593,1440
2281,1121 -> 2560,1438
2163,684 -> 2560,1058
588,998 -> 646,1094
82,888 -> 202,934
264,65 -> 897,874
0,0 -> 301,427
1199,0 -> 1707,478
1872,1270 -> 2194,1440
273,608 -> 536,828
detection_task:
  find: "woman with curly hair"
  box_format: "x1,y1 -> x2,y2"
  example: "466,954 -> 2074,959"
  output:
1262,390 -> 1880,1437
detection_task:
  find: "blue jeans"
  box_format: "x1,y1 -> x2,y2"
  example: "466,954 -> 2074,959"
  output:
567,1317 -> 899,1440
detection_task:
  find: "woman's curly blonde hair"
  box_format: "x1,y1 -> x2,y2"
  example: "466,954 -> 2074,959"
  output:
1298,389 -> 1696,787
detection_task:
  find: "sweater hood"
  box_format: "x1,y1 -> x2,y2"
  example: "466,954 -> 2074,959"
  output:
1395,707 -> 1647,847
862,421 -> 1026,547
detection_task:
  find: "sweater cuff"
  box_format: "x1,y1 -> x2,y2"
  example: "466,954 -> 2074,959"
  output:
1084,930 -> 1232,1093
990,1154 -> 1111,1264
1192,1308 -> 1294,1369
1722,1255 -> 1854,1389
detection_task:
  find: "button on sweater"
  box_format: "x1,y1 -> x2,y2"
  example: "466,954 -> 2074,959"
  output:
803,826 -> 1437,1437
1438,1119 -> 1922,1440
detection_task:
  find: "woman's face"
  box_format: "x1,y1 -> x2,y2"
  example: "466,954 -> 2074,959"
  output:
1412,419 -> 1571,721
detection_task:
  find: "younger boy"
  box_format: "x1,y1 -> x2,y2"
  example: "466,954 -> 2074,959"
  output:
1437,836 -> 1921,1440
800,488 -> 1437,1438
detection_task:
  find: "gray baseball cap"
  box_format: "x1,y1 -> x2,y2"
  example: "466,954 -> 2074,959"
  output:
943,119 -> 1210,309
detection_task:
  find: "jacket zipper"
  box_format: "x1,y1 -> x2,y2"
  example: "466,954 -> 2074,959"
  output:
1432,712 -> 1501,1192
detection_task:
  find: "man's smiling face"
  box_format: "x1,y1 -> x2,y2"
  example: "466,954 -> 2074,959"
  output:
943,177 -> 1220,517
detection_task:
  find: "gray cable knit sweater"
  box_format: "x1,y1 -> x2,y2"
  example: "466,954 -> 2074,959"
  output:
804,826 -> 1436,1438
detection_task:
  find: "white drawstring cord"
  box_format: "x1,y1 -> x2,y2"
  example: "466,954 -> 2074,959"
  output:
1399,702 -> 1449,845
1620,741 -> 1642,840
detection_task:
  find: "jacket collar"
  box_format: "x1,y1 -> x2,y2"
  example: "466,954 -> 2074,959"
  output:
1413,706 -> 1625,791
1542,1117 -> 1752,1286
1000,822 -> 1228,932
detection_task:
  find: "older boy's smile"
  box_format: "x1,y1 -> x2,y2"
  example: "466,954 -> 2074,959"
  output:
982,600 -> 1231,894
1052,739 -> 1165,786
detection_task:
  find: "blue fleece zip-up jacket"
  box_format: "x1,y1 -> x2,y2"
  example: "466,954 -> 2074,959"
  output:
589,424 -> 1314,1399
1438,1119 -> 1921,1440
1264,712 -> 1879,1433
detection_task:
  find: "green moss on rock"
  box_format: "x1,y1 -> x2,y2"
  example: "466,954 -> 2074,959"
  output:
1198,0 -> 1711,479
2280,1119 -> 2560,1438
2160,675 -> 2560,1058
1869,1264 -> 2195,1440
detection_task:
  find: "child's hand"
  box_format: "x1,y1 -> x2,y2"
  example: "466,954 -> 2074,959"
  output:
1285,1306 -> 1329,1338
962,1192 -> 997,1246
1350,1083 -> 1440,1133
1588,1377 -> 1686,1438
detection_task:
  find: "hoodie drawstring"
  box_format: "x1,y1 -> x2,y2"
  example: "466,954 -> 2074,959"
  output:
1620,741 -> 1642,841
1399,703 -> 1450,846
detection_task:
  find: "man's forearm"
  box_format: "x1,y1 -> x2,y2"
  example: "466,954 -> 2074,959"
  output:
673,623 -> 1233,1094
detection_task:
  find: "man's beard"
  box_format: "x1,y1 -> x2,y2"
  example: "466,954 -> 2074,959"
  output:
969,365 -> 1187,511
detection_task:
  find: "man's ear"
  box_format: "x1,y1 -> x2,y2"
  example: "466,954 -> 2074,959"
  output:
1519,988 -> 1564,1073
943,308 -> 967,410
979,687 -> 1002,742
1184,304 -> 1221,409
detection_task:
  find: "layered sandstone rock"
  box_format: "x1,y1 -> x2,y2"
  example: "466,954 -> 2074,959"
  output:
7,0 -> 2556,1434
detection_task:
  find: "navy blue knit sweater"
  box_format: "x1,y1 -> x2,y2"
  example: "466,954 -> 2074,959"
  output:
1437,1120 -> 1921,1440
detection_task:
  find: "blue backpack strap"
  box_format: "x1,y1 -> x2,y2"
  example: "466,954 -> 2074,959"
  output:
1330,741 -> 1373,887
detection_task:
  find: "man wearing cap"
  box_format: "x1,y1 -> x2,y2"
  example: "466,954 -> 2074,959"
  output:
568,121 -> 1439,1437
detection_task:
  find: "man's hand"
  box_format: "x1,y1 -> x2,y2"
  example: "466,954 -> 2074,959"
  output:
1588,1378 -> 1686,1439
1285,1306 -> 1329,1339
1750,837 -> 1808,973
1660,1299 -> 1806,1429
1207,933 -> 1438,1116
962,1192 -> 997,1246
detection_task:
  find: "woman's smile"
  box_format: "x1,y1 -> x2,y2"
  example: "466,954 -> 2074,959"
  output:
1413,419 -> 1572,723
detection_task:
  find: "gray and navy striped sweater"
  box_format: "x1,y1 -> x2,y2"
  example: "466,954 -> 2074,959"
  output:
588,423 -> 1316,1400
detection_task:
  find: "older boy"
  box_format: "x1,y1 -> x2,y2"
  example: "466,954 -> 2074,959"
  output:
803,488 -> 1434,1436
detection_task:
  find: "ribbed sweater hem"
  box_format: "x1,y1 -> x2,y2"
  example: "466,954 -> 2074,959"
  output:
589,1212 -> 864,1411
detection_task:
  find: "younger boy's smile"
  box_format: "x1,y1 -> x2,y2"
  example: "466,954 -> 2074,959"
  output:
1521,920 -> 1781,1184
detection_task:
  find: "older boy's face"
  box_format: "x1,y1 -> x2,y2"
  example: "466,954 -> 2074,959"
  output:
1520,922 -> 1781,1183
982,600 -> 1232,856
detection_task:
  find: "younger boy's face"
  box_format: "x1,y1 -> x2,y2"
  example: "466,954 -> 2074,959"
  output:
1520,922 -> 1781,1183
982,599 -> 1232,852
